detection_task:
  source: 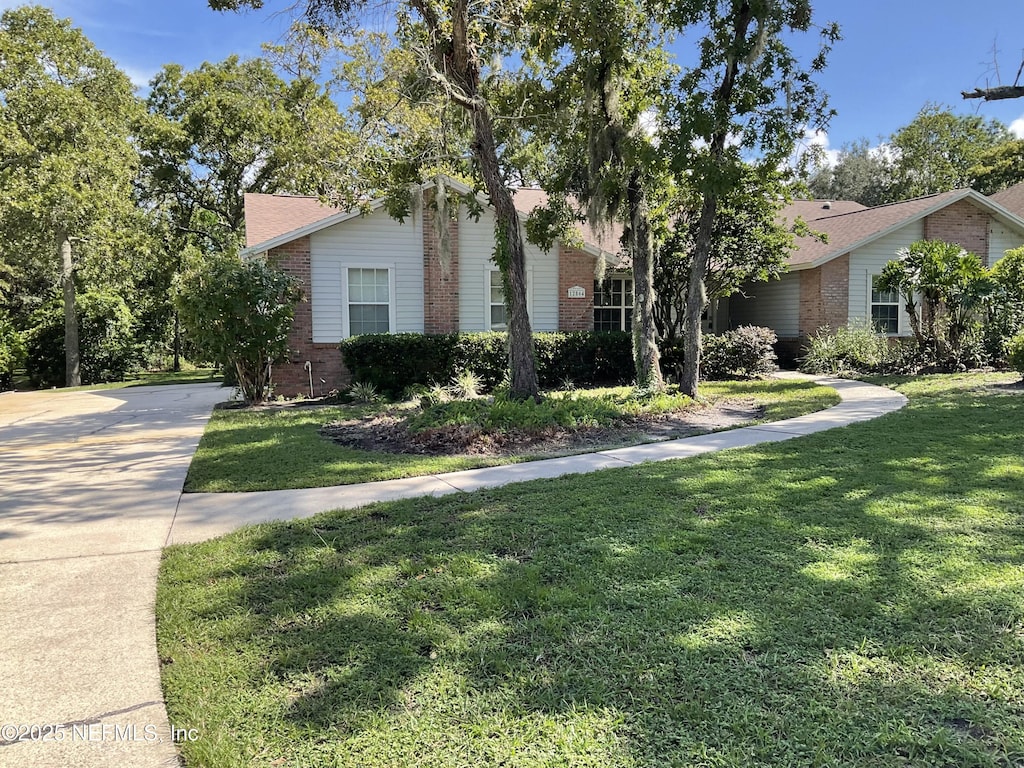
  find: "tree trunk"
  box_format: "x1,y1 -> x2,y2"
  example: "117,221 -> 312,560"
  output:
173,310 -> 181,372
626,176 -> 663,390
59,230 -> 81,387
681,196 -> 718,399
472,106 -> 539,400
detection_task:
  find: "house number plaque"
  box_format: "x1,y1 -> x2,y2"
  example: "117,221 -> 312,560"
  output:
566,285 -> 586,299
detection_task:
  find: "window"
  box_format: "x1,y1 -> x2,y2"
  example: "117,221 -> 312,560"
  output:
594,276 -> 634,331
870,275 -> 899,335
488,270 -> 507,330
348,268 -> 390,335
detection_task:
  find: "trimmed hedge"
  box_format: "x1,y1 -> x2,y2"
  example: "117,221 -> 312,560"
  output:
339,331 -> 633,398
340,326 -> 777,398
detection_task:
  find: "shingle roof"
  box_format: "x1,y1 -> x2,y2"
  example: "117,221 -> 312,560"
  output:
990,182 -> 1024,220
243,193 -> 338,248
244,187 -> 624,258
781,189 -> 971,267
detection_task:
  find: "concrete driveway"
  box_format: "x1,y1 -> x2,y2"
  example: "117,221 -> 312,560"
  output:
0,383 -> 225,768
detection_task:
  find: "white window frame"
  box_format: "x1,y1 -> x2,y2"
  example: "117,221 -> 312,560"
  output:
483,264 -> 532,331
594,274 -> 634,332
342,265 -> 397,338
869,273 -> 900,336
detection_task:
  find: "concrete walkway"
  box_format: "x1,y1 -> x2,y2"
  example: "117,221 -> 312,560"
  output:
169,375 -> 907,544
0,374 -> 905,768
0,383 -> 225,768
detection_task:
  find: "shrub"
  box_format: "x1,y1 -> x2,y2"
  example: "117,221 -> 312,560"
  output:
174,257 -> 302,404
0,312 -> 25,391
799,321 -> 920,376
340,331 -> 633,399
1008,332 -> 1024,379
701,325 -> 778,380
24,291 -> 141,387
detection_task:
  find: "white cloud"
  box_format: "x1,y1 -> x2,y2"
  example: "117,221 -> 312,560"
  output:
1010,115 -> 1024,139
121,64 -> 157,91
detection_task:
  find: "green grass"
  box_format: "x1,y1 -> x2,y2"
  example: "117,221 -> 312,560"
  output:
10,367 -> 220,392
183,379 -> 838,492
158,373 -> 1024,767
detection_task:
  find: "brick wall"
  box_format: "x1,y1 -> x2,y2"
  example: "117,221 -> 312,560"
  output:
798,253 -> 849,337
268,236 -> 349,397
923,199 -> 991,266
558,246 -> 596,331
422,197 -> 460,333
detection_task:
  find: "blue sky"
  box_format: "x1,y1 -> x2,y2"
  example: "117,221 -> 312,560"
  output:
6,0 -> 1024,157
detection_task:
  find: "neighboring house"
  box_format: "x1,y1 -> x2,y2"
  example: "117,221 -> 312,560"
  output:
242,179 -> 628,396
730,188 -> 1024,359
245,180 -> 1024,395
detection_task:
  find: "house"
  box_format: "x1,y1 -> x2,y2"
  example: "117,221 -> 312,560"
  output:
244,180 -> 1024,396
242,179 -> 629,396
730,188 -> 1024,360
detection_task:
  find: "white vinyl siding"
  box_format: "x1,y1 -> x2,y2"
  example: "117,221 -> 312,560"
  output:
730,273 -> 801,337
847,221 -> 923,337
458,205 -> 557,331
309,207 -> 423,342
989,222 -> 1024,268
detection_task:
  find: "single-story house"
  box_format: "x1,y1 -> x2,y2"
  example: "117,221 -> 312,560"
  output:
243,180 -> 1024,395
730,187 -> 1024,359
242,179 -> 636,396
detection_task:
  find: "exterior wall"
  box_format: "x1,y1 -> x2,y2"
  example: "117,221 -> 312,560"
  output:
846,220 -> 923,336
308,206 -> 424,343
268,237 -> 349,397
558,246 -> 596,331
989,221 -> 1024,267
923,199 -> 989,265
729,273 -> 801,337
797,253 -> 849,336
457,205 -> 560,331
423,203 -> 460,333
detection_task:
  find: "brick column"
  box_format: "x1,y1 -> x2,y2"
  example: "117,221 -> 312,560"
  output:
558,245 -> 596,331
422,200 -> 460,333
268,237 -> 349,397
798,254 -> 849,338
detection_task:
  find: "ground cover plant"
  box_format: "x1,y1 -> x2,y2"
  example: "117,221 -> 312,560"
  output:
159,373 -> 1023,767
183,379 -> 838,492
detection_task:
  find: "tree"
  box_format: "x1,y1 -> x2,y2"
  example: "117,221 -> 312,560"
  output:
655,170 -> 795,343
211,0 -> 542,399
174,257 -> 303,403
664,0 -> 838,398
527,0 -> 672,390
805,138 -> 896,206
970,139 -> 1024,195
138,53 -> 349,369
0,5 -> 140,386
876,239 -> 992,367
888,105 -> 1009,200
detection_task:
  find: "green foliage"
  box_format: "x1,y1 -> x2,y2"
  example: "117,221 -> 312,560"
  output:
877,239 -> 993,368
340,332 -> 635,399
970,138 -> 1024,195
174,258 -> 302,403
450,369 -> 483,399
799,321 -> 915,376
805,138 -> 896,206
701,325 -> 779,380
889,104 -> 1010,199
1008,332 -> 1024,378
24,291 -> 141,387
348,381 -> 380,404
0,311 -> 26,391
988,247 -> 1024,359
407,387 -> 694,434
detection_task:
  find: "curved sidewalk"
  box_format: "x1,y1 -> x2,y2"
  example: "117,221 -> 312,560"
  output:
169,374 -> 907,545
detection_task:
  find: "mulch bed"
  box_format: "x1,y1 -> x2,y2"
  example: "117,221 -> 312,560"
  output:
320,400 -> 765,457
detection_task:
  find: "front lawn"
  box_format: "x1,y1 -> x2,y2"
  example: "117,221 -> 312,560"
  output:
183,379 -> 839,492
159,373 -> 1024,767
